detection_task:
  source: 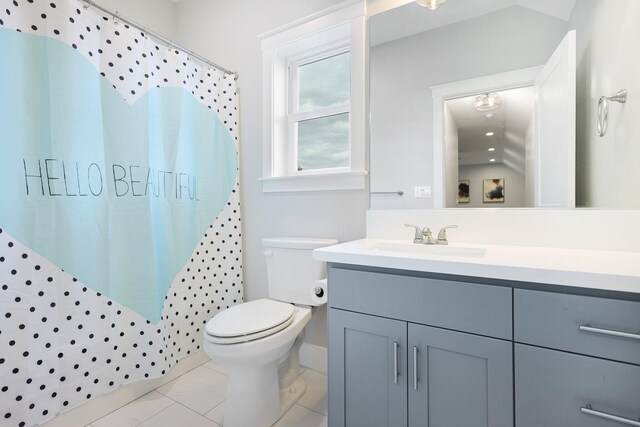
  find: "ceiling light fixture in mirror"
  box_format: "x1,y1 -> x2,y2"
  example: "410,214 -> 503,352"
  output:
474,93 -> 501,111
416,0 -> 446,11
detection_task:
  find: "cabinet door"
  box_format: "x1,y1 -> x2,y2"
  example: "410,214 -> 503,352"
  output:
328,308 -> 408,427
408,324 -> 513,427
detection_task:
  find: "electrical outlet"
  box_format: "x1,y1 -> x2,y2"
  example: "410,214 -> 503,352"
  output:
414,186 -> 431,198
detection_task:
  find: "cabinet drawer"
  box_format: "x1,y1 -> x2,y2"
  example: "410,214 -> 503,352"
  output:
515,344 -> 640,427
328,267 -> 512,339
515,289 -> 640,365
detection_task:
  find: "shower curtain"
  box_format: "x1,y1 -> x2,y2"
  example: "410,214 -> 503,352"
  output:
0,1 -> 243,425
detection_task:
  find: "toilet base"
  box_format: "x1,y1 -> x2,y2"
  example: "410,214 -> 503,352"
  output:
222,363 -> 306,427
278,377 -> 306,420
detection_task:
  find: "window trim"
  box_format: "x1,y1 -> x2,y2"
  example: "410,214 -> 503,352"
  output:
259,0 -> 367,193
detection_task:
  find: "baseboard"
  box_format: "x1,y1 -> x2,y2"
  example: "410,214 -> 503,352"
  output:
42,350 -> 210,427
299,342 -> 327,374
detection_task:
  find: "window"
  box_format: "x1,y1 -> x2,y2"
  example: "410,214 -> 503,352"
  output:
290,49 -> 351,173
260,1 -> 366,192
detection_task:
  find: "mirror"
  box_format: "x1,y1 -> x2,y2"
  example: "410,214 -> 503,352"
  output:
448,87 -> 535,208
369,0 -> 640,209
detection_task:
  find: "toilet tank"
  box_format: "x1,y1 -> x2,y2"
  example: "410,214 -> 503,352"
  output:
262,237 -> 338,306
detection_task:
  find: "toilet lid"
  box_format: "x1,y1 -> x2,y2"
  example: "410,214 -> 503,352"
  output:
205,299 -> 295,338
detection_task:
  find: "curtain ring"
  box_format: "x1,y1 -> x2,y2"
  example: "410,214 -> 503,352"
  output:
597,96 -> 608,137
114,12 -> 120,25
82,0 -> 92,10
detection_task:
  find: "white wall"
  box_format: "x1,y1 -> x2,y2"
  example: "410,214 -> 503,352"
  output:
444,104 -> 459,208
524,118 -> 535,207
172,0 -> 369,348
99,0 -> 178,40
571,0 -> 640,208
369,6 -> 568,210
367,209 -> 640,253
458,164 -> 525,208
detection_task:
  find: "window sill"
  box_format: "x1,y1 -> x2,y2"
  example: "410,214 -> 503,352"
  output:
259,170 -> 368,193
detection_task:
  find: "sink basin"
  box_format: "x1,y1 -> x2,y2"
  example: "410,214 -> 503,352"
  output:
368,242 -> 486,258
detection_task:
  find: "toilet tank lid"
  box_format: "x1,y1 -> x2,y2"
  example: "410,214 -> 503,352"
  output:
262,237 -> 339,250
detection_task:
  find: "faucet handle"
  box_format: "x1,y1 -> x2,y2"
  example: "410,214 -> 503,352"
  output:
437,225 -> 458,245
404,223 -> 424,243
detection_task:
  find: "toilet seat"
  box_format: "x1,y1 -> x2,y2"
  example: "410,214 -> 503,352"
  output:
205,299 -> 296,344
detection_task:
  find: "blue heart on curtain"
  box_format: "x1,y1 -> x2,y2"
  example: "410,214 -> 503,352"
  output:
0,29 -> 237,323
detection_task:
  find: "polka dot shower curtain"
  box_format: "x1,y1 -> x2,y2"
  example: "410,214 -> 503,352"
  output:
0,1 -> 243,425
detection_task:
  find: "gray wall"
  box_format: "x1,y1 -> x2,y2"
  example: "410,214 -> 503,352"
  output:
571,0 -> 640,208
458,164 -> 525,208
370,6 -> 568,210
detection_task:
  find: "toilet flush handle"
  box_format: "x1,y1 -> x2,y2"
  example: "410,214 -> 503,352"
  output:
263,249 -> 273,257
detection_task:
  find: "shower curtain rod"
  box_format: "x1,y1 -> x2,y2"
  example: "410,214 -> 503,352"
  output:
79,0 -> 239,80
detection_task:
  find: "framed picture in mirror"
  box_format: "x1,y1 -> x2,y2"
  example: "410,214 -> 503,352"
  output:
484,179 -> 505,203
458,180 -> 470,204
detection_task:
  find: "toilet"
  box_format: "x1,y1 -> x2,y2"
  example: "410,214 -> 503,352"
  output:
203,237 -> 338,427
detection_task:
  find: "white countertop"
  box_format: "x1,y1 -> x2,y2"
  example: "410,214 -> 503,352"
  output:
313,239 -> 640,295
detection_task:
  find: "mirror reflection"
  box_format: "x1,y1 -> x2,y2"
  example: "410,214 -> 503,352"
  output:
448,87 -> 534,208
369,0 -> 640,209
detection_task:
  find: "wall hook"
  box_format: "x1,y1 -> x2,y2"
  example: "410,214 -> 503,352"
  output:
598,89 -> 627,137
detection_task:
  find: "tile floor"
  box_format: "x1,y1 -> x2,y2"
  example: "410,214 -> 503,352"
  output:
86,359 -> 328,427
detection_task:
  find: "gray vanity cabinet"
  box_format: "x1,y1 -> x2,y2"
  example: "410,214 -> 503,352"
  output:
326,265 -> 640,427
408,324 -> 513,427
327,266 -> 514,427
515,344 -> 640,427
328,309 -> 408,427
514,289 -> 640,427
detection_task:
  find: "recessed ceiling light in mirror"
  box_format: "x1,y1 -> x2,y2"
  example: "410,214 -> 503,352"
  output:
486,132 -> 494,136
489,158 -> 496,162
488,147 -> 495,151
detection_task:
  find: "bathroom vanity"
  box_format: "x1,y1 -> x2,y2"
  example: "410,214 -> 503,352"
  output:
315,240 -> 640,427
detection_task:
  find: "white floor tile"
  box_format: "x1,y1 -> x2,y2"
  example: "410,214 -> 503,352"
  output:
138,403 -> 221,427
91,391 -> 174,427
156,365 -> 227,414
204,400 -> 225,425
273,404 -> 327,427
297,370 -> 328,415
203,359 -> 228,375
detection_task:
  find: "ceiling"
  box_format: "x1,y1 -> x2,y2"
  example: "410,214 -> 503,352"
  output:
446,86 -> 535,172
370,0 -> 576,46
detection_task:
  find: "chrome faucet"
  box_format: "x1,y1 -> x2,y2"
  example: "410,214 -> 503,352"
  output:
404,224 -> 436,244
405,224 -> 458,245
436,225 -> 458,245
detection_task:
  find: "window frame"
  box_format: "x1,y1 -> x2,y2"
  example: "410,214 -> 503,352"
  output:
259,0 -> 367,193
287,44 -> 351,176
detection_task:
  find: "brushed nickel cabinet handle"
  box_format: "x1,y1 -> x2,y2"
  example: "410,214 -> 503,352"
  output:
579,324 -> 640,341
393,341 -> 399,384
581,405 -> 640,426
413,346 -> 418,390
